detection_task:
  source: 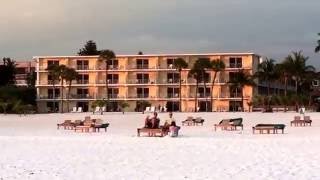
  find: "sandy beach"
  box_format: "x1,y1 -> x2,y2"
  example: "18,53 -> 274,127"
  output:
0,112 -> 320,180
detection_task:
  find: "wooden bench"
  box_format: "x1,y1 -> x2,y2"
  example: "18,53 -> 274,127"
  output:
182,120 -> 195,126
214,118 -> 243,131
74,126 -> 91,133
137,128 -> 164,137
92,123 -> 109,132
252,124 -> 285,134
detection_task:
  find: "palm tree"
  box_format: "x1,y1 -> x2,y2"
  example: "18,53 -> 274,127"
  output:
173,58 -> 188,112
63,67 -> 78,112
47,64 -> 61,113
99,49 -> 116,112
188,66 -> 202,112
255,58 -> 278,96
209,59 -> 225,112
315,33 -> 320,53
118,101 -> 130,114
228,70 -> 255,112
193,58 -> 212,112
284,51 -> 315,95
275,62 -> 290,112
58,65 -> 67,113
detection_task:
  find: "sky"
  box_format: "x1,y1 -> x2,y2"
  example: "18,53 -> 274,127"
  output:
0,0 -> 320,67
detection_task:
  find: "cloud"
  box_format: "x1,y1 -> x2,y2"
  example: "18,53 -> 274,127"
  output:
0,0 -> 319,68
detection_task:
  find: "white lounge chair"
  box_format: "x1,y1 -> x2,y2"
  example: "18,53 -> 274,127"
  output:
77,107 -> 83,113
150,106 -> 155,112
94,106 -> 101,114
163,106 -> 167,112
101,106 -> 106,112
145,107 -> 150,112
71,107 -> 77,113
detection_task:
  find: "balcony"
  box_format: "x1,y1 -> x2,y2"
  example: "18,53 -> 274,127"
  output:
70,94 -> 93,99
137,94 -> 149,98
228,63 -> 243,68
167,79 -> 180,84
167,93 -> 179,98
127,79 -> 151,84
39,95 -> 61,99
110,94 -> 119,98
76,80 -> 89,84
76,65 -> 89,70
136,64 -> 149,69
197,93 -> 211,98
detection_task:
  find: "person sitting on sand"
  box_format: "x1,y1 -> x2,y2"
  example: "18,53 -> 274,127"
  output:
162,112 -> 175,134
169,121 -> 180,137
144,112 -> 160,128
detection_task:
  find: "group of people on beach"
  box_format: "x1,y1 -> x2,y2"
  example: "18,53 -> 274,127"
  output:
144,112 -> 180,137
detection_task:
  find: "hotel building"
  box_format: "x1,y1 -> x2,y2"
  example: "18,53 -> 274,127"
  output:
34,53 -> 260,112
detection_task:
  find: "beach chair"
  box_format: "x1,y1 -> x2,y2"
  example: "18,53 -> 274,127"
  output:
75,119 -> 93,133
150,106 -> 156,112
94,107 -> 101,114
182,116 -> 194,126
163,106 -> 167,112
291,116 -> 312,126
194,117 -> 204,126
214,119 -> 233,131
304,116 -> 312,126
77,107 -> 83,113
57,120 -> 73,129
252,124 -> 285,134
101,106 -> 106,112
92,119 -> 109,132
71,107 -> 77,113
145,107 -> 150,113
230,118 -> 243,130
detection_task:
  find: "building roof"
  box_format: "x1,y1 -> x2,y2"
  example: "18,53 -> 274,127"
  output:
33,52 -> 259,59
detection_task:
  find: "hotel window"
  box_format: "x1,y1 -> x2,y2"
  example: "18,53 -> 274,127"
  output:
107,74 -> 119,84
230,86 -> 242,98
137,88 -> 149,98
47,60 -> 59,68
107,59 -> 119,69
48,89 -> 60,98
167,58 -> 176,69
77,74 -> 89,84
199,72 -> 210,83
136,74 -> 149,84
198,87 -> 211,98
76,60 -> 89,70
136,59 -> 149,69
108,88 -> 119,98
77,89 -> 89,98
167,73 -> 180,83
229,72 -> 239,82
229,57 -> 242,68
167,88 -> 179,98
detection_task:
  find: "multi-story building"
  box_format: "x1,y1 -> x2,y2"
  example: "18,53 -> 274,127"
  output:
34,53 -> 260,113
15,61 -> 36,86
0,61 -> 35,86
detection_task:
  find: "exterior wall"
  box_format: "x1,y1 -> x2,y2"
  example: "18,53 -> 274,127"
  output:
35,53 -> 259,113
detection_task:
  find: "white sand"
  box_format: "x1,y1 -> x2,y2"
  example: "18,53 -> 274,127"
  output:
0,112 -> 320,180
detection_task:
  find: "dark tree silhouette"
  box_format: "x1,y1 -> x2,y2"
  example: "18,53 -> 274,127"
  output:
78,40 -> 100,55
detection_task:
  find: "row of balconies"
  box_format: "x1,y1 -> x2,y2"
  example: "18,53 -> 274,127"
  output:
40,78 -> 229,86
38,93 -> 247,100
39,63 -> 247,71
